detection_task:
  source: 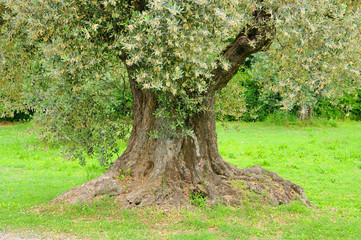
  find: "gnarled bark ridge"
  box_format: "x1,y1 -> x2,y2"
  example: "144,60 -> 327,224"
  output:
52,5 -> 312,208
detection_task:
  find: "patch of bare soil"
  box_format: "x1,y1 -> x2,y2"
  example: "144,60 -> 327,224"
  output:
0,231 -> 42,240
0,121 -> 17,126
0,231 -> 77,240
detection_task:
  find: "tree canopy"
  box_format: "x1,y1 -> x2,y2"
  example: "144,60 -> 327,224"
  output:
1,0 -> 360,163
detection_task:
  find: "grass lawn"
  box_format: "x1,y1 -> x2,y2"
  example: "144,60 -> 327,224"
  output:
0,121 -> 360,239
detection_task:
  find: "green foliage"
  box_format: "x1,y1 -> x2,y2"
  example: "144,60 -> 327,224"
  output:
189,191 -> 208,208
0,3 -> 4,26
1,0 -> 135,164
216,67 -> 282,122
249,1 -> 361,116
315,89 -> 361,120
29,62 -> 131,166
117,168 -> 130,181
0,23 -> 32,115
263,110 -> 297,125
0,110 -> 33,122
345,90 -> 361,120
215,72 -> 247,121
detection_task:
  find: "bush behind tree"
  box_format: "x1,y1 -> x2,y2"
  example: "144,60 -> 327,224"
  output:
216,68 -> 282,122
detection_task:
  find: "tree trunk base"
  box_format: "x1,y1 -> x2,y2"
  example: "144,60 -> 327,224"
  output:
51,163 -> 312,208
51,87 -> 312,209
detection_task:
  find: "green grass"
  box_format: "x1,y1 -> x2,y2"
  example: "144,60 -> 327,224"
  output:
1,121 -> 361,239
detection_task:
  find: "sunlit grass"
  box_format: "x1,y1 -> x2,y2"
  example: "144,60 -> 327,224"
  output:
0,121 -> 360,239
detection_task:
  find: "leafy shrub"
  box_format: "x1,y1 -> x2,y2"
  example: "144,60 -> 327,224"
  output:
314,89 -> 361,120
0,109 -> 34,122
264,110 -> 297,125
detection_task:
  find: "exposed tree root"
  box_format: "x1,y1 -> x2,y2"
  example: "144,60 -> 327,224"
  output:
52,162 -> 312,208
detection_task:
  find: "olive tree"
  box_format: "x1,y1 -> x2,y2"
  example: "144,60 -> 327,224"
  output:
249,1 -> 361,119
2,0 -> 359,207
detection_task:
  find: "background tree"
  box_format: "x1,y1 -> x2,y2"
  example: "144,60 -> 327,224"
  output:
249,1 -> 361,120
216,66 -> 282,122
215,71 -> 248,121
1,0 -> 359,207
0,3 -> 31,117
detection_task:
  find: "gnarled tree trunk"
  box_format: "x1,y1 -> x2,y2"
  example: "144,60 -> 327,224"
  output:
52,6 -> 312,208
52,74 -> 311,208
52,78 -> 311,207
